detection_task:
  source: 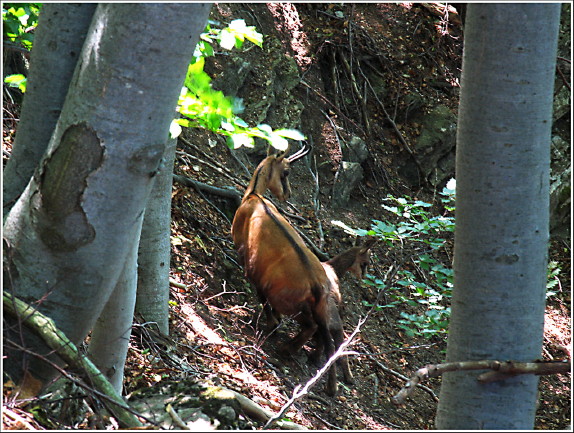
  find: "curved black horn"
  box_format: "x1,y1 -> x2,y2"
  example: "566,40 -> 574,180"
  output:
287,143 -> 310,163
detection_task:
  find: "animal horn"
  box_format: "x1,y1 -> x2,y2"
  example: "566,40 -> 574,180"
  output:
287,143 -> 310,163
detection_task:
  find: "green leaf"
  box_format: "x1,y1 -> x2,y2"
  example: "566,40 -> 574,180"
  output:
169,120 -> 182,139
274,128 -> 306,140
219,28 -> 237,50
228,134 -> 254,149
331,220 -> 360,235
268,133 -> 288,151
256,124 -> 273,136
4,74 -> 27,92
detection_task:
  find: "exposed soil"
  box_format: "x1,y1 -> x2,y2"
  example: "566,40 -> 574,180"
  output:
2,3 -> 570,431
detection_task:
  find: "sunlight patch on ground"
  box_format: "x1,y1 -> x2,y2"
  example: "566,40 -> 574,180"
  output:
544,305 -> 572,357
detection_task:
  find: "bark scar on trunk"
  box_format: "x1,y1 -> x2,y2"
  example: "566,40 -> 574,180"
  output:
34,122 -> 104,252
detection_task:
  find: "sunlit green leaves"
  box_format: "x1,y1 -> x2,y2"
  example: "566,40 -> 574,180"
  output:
177,20 -> 304,151
3,3 -> 40,91
194,18 -> 263,59
4,73 -> 27,92
219,19 -> 263,50
2,3 -> 41,50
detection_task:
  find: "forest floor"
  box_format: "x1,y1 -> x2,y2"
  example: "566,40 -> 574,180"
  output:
3,3 -> 571,431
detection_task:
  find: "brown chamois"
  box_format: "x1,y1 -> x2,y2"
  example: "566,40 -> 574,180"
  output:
232,145 -> 347,395
312,238 -> 377,385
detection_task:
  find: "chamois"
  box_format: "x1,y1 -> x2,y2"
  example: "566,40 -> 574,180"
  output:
313,238 -> 377,386
232,145 -> 346,395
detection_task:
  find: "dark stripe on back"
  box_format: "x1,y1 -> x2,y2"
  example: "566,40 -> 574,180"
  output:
246,165 -> 265,196
254,194 -> 315,272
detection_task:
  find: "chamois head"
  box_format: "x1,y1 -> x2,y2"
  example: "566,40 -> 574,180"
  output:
244,145 -> 310,202
349,237 -> 377,279
327,236 -> 378,280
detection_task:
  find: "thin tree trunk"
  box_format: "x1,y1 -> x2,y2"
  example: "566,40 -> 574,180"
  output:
88,223 -> 141,394
3,3 -> 96,215
3,3 -> 212,392
135,137 -> 177,336
435,4 -> 560,429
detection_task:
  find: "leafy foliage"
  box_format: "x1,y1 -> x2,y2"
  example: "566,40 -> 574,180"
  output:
546,260 -> 562,298
3,3 -> 41,92
336,178 -> 561,339
2,3 -> 40,49
174,19 -> 305,149
334,183 -> 456,339
4,73 -> 27,92
2,9 -> 305,149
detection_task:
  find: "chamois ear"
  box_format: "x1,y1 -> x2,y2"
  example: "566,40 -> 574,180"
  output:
361,236 -> 378,252
267,145 -> 289,160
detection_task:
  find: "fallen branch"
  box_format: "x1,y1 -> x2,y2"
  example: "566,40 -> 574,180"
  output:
173,174 -> 242,207
392,359 -> 571,406
218,387 -> 306,430
3,291 -> 143,428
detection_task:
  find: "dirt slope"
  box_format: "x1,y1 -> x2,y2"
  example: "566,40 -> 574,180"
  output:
133,4 -> 570,430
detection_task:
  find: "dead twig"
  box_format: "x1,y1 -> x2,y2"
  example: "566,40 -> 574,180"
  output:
263,319 -> 365,430
392,359 -> 571,406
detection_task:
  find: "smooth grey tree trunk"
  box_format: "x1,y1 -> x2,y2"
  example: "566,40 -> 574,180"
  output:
435,4 -> 560,430
3,3 -> 96,215
3,3 -> 212,391
88,223 -> 141,394
134,137 -> 177,336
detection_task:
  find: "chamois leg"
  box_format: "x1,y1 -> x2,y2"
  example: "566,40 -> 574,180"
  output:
256,292 -> 281,329
282,305 -> 318,355
330,312 -> 353,384
310,299 -> 353,385
315,314 -> 338,396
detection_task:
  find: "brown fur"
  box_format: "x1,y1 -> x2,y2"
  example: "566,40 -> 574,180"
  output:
231,148 -> 342,395
311,238 -> 377,386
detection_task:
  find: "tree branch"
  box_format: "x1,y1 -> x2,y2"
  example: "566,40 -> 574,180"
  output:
392,359 -> 571,406
263,319 -> 365,429
3,291 -> 143,428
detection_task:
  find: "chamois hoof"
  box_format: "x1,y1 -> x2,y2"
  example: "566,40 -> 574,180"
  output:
325,382 -> 338,397
308,350 -> 322,367
343,374 -> 355,385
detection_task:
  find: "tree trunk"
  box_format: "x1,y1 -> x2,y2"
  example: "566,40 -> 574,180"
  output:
435,4 -> 560,429
3,3 -> 96,215
88,224 -> 141,394
3,3 -> 212,392
135,137 -> 177,336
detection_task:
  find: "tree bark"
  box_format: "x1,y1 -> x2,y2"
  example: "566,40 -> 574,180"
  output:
135,137 -> 177,336
3,3 -> 96,215
88,227 -> 141,394
3,3 -> 212,391
435,4 -> 561,429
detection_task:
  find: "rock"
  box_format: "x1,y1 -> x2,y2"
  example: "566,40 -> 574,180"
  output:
217,405 -> 237,423
342,136 -> 369,163
332,161 -> 364,208
411,104 -> 457,187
